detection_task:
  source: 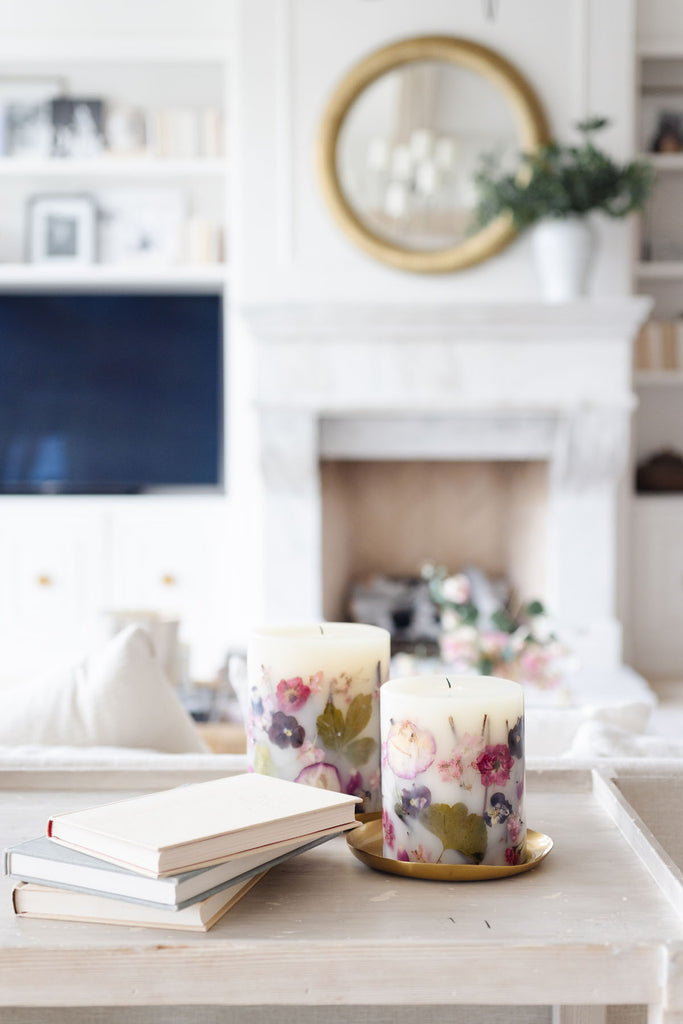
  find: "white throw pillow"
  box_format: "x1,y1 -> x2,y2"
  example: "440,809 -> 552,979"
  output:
0,625 -> 208,753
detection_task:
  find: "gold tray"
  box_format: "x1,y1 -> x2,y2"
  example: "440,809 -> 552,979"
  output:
346,819 -> 552,880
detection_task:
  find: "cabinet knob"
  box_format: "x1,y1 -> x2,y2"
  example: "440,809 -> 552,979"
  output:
161,574 -> 177,587
36,575 -> 53,587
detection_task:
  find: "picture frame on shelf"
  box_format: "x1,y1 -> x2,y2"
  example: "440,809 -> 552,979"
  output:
98,186 -> 185,265
50,98 -> 105,159
26,193 -> 97,265
0,77 -> 67,158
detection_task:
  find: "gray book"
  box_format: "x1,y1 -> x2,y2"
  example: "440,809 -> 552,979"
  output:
4,829 -> 343,911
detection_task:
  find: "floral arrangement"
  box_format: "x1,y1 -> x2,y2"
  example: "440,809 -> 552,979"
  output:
422,564 -> 568,690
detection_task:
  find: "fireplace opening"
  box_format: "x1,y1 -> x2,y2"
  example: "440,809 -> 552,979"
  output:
321,459 -> 549,629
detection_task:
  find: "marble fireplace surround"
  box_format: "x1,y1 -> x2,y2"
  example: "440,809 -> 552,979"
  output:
247,298 -> 652,670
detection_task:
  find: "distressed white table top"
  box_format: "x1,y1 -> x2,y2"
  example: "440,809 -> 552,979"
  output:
0,767 -> 681,1010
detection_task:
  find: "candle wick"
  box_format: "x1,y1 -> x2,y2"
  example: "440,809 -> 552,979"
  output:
446,677 -> 452,689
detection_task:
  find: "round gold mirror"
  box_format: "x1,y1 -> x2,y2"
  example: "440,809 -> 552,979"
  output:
317,36 -> 549,273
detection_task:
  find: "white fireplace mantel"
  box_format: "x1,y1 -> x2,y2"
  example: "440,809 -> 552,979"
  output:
245,298 -> 652,668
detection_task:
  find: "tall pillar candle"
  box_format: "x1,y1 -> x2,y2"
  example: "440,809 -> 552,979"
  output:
381,675 -> 525,866
247,623 -> 391,814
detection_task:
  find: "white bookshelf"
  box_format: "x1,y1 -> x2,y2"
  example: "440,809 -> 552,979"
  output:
0,263 -> 227,292
0,158 -> 228,180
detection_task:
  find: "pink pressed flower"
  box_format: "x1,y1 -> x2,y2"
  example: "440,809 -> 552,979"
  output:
438,732 -> 484,782
397,848 -> 410,861
386,720 -> 436,779
411,845 -> 436,864
308,670 -> 324,693
507,813 -> 523,845
383,811 -> 395,849
276,676 -> 311,712
473,744 -> 514,786
438,757 -> 464,782
505,847 -> 521,866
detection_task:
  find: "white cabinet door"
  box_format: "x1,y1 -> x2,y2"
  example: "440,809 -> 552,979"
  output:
0,505 -> 108,678
108,499 -> 230,664
632,496 -> 683,678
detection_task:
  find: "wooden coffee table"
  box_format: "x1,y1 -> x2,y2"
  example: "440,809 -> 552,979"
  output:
1,763 -> 683,1023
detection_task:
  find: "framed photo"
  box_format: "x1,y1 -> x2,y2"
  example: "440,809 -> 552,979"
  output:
51,98 -> 105,158
27,194 -> 97,265
0,77 -> 66,158
98,187 -> 185,266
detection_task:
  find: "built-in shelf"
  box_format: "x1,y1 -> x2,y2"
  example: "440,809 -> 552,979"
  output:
635,370 -> 683,385
636,261 -> 683,279
0,158 -> 228,179
0,263 -> 228,292
641,152 -> 683,171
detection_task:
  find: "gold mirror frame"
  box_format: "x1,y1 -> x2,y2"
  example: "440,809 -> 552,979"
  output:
317,35 -> 549,274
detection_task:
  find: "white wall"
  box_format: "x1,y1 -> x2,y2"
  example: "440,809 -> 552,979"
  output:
233,0 -> 637,307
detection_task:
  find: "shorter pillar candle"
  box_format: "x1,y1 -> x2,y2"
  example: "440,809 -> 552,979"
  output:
247,623 -> 390,813
380,675 -> 525,866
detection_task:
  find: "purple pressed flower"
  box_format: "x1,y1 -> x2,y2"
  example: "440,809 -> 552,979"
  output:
473,744 -> 514,787
483,792 -> 513,826
400,784 -> 432,818
345,771 -> 363,797
508,716 -> 524,759
268,710 -> 305,749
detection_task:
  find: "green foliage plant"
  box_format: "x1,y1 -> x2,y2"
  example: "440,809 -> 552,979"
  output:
472,117 -> 655,231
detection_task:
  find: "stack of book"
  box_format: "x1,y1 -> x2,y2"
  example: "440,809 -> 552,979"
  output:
4,773 -> 360,932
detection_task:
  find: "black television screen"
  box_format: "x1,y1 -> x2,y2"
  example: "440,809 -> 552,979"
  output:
0,292 -> 223,494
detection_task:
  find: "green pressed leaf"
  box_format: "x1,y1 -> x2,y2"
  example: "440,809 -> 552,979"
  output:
419,802 -> 488,863
343,693 -> 372,744
345,736 -> 377,768
253,744 -> 274,776
317,702 -> 346,751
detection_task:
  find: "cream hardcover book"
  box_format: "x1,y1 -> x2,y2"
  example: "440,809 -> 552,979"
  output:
12,872 -> 265,932
47,773 -> 359,876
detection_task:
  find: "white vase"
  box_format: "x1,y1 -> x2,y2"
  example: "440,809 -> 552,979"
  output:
531,216 -> 596,303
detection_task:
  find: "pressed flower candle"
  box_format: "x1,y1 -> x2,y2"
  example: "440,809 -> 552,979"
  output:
380,675 -> 526,866
247,623 -> 391,813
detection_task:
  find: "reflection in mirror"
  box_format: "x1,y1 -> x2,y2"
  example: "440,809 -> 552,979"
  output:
337,60 -> 519,253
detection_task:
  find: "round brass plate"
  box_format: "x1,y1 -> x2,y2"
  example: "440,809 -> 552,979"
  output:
346,820 -> 552,880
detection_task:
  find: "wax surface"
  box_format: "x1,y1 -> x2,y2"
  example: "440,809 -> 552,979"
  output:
247,623 -> 390,813
380,675 -> 526,866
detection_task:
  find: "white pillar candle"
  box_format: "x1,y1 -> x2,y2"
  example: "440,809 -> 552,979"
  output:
247,623 -> 391,814
380,675 -> 525,866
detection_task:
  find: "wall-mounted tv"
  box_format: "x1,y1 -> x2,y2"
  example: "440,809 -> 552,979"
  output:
0,292 -> 223,494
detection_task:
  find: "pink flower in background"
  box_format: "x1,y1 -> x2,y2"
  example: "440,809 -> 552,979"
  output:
276,676 -> 311,712
441,573 -> 471,605
383,811 -> 395,849
473,744 -> 514,787
386,720 -> 436,779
